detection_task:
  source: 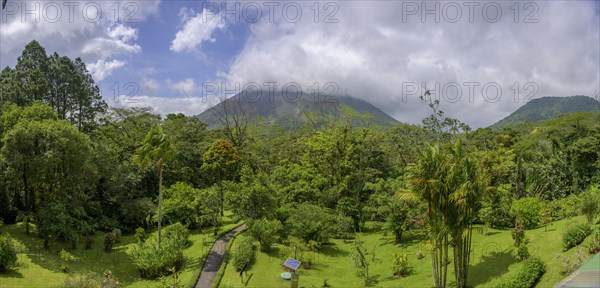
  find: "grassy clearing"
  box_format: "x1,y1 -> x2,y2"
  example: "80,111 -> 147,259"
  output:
0,211 -> 242,288
218,217 -> 591,288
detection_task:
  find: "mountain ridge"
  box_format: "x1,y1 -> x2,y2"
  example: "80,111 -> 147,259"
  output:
489,95 -> 599,129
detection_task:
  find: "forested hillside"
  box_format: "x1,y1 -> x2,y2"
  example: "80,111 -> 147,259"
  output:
490,96 -> 599,129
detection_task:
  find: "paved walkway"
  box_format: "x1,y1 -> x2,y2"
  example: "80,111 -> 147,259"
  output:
195,224 -> 247,288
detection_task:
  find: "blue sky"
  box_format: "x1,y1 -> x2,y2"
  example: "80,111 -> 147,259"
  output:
1,1 -> 599,128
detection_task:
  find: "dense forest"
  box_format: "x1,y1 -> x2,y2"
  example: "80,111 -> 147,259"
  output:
1,41 -> 599,288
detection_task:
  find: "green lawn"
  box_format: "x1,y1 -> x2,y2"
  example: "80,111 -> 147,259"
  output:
218,217 -> 592,288
0,211 -> 242,288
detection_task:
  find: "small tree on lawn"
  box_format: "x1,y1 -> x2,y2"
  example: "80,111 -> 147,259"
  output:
134,126 -> 174,248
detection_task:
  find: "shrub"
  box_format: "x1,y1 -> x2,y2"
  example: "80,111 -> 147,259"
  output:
247,218 -> 282,251
233,238 -> 254,272
286,203 -> 336,246
60,249 -> 77,262
517,243 -> 530,261
163,222 -> 190,248
391,252 -> 411,276
556,247 -> 589,275
510,197 -> 542,229
0,234 -> 17,272
104,232 -> 115,253
494,257 -> 545,288
416,250 -> 425,260
135,227 -> 146,243
112,228 -> 122,243
563,223 -> 591,251
85,234 -> 94,249
580,188 -> 599,224
127,224 -> 189,279
587,227 -> 600,254
511,226 -> 527,247
63,270 -> 119,288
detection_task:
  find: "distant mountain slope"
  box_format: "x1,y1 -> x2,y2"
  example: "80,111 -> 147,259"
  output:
490,96 -> 599,129
197,90 -> 399,129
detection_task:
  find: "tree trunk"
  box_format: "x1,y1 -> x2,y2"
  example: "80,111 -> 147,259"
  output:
219,181 -> 224,216
158,167 -> 163,248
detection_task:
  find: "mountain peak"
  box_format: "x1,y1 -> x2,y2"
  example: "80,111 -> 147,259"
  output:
490,95 -> 599,129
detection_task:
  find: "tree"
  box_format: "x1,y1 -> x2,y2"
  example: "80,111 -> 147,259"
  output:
511,197 -> 542,229
162,182 -> 199,227
201,139 -> 240,216
403,144 -> 449,288
133,126 -> 174,248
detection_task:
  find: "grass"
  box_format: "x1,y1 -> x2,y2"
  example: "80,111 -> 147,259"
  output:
0,211 -> 243,288
218,217 -> 594,288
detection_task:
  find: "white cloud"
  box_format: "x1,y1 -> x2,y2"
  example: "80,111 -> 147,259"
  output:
141,77 -> 160,95
87,59 -> 126,81
220,1 -> 599,128
114,96 -> 213,116
0,0 -> 159,80
170,8 -> 225,52
168,78 -> 197,97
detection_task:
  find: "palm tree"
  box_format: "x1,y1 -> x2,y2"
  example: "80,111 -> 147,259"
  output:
134,126 -> 174,248
400,144 -> 450,288
446,141 -> 486,288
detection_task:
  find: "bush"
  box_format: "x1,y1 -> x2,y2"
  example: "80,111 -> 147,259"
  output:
494,257 -> 545,288
135,227 -> 146,243
563,223 -> 591,251
60,249 -> 76,262
127,224 -> 189,279
163,222 -> 190,248
556,247 -> 589,275
416,250 -> 425,260
112,228 -> 122,243
587,227 -> 600,254
0,234 -> 17,272
104,232 -> 115,253
581,188 -> 599,224
85,234 -> 94,249
232,238 -> 254,272
63,270 -> 119,288
286,203 -> 335,246
511,226 -> 527,247
248,218 -> 282,251
391,252 -> 411,276
511,197 -> 542,229
517,243 -> 530,261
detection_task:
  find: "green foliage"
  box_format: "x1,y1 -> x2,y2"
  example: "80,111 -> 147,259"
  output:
162,182 -> 200,227
587,226 -> 600,254
135,227 -> 146,243
60,249 -> 76,262
127,223 -> 189,279
104,232 -> 115,253
562,222 -> 591,251
84,234 -> 94,250
391,251 -> 411,277
517,243 -> 530,261
225,169 -> 277,220
511,197 -> 542,229
580,187 -> 600,224
111,228 -> 122,243
494,257 -> 546,288
511,226 -> 527,247
247,218 -> 282,251
232,238 -> 254,272
490,96 -> 598,129
0,234 -> 17,272
556,247 -> 589,276
63,270 -> 120,288
286,203 -> 335,246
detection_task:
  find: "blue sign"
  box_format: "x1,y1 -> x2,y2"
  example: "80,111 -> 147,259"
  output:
283,258 -> 301,271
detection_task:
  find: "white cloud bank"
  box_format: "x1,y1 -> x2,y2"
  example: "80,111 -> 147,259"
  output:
170,8 -> 225,52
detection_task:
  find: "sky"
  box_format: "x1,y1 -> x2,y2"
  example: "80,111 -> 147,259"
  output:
1,0 -> 599,128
